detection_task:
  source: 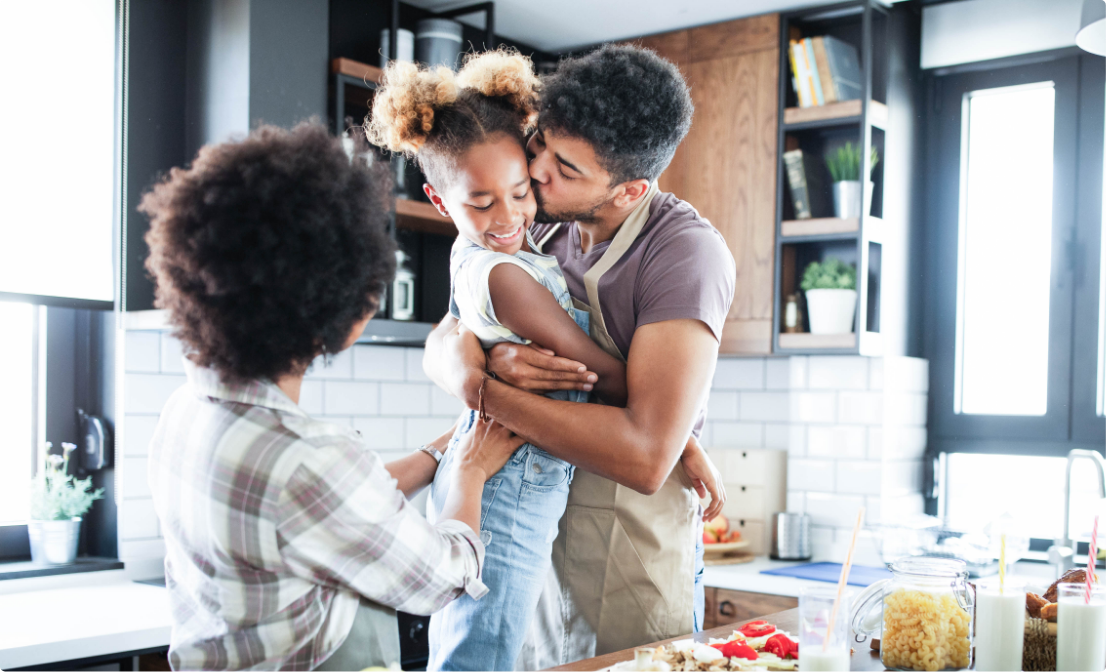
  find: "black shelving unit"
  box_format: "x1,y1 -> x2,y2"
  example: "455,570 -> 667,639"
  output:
772,0 -> 921,356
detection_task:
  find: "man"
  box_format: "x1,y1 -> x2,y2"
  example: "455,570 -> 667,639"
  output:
423,44 -> 736,667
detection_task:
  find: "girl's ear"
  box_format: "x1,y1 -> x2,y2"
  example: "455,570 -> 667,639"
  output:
424,183 -> 449,217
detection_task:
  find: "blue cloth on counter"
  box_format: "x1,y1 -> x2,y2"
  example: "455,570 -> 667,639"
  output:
760,562 -> 892,587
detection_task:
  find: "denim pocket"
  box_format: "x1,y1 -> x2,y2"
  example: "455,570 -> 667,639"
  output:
522,450 -> 572,490
480,477 -> 502,529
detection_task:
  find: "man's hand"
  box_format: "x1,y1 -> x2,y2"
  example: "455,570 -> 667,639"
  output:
681,435 -> 726,521
487,342 -> 597,394
429,320 -> 488,409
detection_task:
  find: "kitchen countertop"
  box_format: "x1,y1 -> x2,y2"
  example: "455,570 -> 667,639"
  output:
0,570 -> 171,669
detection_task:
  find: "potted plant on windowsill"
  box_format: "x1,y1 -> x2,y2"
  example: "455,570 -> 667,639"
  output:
28,442 -> 104,565
801,258 -> 858,334
825,142 -> 879,218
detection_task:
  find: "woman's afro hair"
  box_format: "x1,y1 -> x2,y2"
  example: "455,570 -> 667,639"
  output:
140,121 -> 396,382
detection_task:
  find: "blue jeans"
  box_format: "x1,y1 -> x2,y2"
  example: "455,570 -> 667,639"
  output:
693,522 -> 705,632
427,310 -> 589,671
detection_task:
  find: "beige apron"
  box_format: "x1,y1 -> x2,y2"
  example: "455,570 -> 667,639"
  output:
518,183 -> 699,669
314,597 -> 401,671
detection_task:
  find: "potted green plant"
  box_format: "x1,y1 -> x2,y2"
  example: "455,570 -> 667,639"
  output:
825,142 -> 879,219
801,258 -> 858,334
28,442 -> 104,565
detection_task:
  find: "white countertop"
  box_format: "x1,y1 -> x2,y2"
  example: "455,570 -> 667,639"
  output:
0,570 -> 171,669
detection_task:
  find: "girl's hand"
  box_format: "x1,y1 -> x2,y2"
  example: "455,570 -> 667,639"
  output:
451,417 -> 526,482
681,436 -> 726,521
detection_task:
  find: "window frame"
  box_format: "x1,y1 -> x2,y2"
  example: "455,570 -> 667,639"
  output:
924,51 -> 1105,456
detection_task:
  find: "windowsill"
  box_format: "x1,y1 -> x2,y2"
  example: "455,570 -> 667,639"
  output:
0,557 -> 123,582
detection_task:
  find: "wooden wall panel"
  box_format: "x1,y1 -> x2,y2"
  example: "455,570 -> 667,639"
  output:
684,48 -> 778,353
688,14 -> 778,63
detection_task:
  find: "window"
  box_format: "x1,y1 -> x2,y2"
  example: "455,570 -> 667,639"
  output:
955,83 -> 1055,416
0,303 -> 36,524
0,0 -> 116,305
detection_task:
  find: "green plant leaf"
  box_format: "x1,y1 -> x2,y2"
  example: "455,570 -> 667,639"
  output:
800,257 -> 857,291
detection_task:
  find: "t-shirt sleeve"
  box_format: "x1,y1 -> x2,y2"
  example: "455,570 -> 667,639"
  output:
634,225 -> 736,342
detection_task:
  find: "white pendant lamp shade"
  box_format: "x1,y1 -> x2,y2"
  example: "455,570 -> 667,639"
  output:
1077,0 -> 1106,55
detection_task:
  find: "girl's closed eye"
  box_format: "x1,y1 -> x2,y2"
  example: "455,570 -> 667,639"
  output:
470,202 -> 494,212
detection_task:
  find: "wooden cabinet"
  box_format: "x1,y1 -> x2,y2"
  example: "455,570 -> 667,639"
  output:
702,587 -> 798,630
626,15 -> 780,354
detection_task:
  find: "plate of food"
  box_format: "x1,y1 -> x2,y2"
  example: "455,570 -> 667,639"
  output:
608,621 -> 800,671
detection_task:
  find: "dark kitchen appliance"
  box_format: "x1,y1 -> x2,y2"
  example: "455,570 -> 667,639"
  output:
77,408 -> 111,471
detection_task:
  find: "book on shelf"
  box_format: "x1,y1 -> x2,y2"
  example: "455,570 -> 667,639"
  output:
822,35 -> 862,101
789,41 -> 813,108
782,148 -> 832,219
810,37 -> 837,104
802,39 -> 825,106
787,35 -> 863,108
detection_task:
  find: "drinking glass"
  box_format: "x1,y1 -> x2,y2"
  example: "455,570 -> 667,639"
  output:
974,576 -> 1025,671
799,585 -> 850,671
1057,582 -> 1106,671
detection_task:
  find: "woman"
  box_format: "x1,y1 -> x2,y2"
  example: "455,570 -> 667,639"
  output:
140,122 -> 522,671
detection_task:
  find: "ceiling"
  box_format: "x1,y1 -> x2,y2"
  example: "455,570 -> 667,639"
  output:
405,0 -> 910,52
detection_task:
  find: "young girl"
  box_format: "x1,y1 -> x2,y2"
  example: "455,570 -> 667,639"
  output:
367,51 -> 717,671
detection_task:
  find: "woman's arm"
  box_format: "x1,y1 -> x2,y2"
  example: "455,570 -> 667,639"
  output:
487,263 -> 627,406
385,421 -> 456,498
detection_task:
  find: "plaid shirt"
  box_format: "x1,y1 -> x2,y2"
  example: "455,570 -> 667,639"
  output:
149,361 -> 486,670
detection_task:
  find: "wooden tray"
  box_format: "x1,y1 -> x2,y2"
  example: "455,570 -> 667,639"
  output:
704,540 -> 751,555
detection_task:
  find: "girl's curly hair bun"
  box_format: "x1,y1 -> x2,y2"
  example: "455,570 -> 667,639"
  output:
365,61 -> 459,154
456,49 -> 540,132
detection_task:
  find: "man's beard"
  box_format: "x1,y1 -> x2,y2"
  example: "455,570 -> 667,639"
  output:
533,185 -> 612,224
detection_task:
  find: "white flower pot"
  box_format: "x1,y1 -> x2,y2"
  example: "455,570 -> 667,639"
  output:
832,180 -> 874,218
28,517 -> 81,565
805,289 -> 857,334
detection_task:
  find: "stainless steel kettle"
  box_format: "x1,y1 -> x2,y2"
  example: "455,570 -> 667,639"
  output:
770,512 -> 812,560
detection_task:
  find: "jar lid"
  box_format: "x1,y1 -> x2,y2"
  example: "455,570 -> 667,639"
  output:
889,556 -> 967,578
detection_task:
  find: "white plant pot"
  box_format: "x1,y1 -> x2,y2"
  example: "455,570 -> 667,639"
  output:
831,180 -> 874,218
28,517 -> 81,565
805,289 -> 857,334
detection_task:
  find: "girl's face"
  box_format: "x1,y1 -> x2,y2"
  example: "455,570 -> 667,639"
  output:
424,134 -> 536,255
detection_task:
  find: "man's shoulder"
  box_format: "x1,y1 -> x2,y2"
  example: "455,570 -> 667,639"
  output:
645,193 -> 733,264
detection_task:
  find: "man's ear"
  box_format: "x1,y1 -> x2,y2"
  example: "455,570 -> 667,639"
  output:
424,183 -> 450,217
612,179 -> 651,209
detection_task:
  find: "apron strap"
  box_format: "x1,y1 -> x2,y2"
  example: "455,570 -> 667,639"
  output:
535,223 -> 562,253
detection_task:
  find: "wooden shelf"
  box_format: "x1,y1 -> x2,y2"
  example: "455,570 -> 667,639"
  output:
781,217 -> 859,238
395,198 -> 456,236
783,99 -> 887,129
331,57 -> 383,85
778,332 -> 857,350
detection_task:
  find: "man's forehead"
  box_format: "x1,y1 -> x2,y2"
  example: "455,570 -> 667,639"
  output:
540,126 -> 602,172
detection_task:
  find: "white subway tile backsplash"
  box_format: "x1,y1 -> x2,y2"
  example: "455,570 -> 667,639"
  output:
881,426 -> 927,460
836,461 -> 882,496
810,525 -> 835,559
125,374 -> 186,415
786,424 -> 807,457
323,381 -> 379,415
353,417 -> 407,450
160,334 -> 185,374
711,422 -> 763,448
865,495 -> 882,526
867,427 -> 884,460
789,356 -> 809,389
883,357 -> 929,393
120,499 -> 160,540
380,383 -> 430,416
884,393 -> 928,428
354,345 -> 406,381
764,423 -> 790,449
803,492 -> 865,528
788,458 -> 834,492
406,348 -> 430,382
808,356 -> 869,390
697,422 -> 713,448
125,332 -> 161,373
838,392 -> 882,425
707,391 -> 740,421
882,493 -> 926,520
430,387 -> 466,418
807,425 -> 866,459
791,392 -> 837,423
765,358 -> 791,390
318,416 -> 356,428
713,358 -> 765,390
739,392 -> 789,422
405,417 -> 457,448
299,380 -> 324,416
124,415 -> 160,456
787,490 -> 805,514
122,458 -> 151,499
882,460 -> 924,497
306,349 -> 354,379
868,358 -> 884,391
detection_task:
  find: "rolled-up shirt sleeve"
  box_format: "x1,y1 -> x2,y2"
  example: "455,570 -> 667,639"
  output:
276,438 -> 487,615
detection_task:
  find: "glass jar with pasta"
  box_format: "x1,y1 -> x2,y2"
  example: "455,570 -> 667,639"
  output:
851,557 -> 975,671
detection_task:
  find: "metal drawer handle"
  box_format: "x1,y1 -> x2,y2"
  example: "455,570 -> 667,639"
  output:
719,601 -> 735,617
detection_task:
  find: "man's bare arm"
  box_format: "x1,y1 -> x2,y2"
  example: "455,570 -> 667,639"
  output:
476,319 -> 719,494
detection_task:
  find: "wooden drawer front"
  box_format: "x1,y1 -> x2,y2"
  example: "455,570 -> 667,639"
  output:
733,519 -> 766,555
713,589 -> 798,628
703,587 -> 718,630
723,450 -> 767,486
722,484 -> 766,520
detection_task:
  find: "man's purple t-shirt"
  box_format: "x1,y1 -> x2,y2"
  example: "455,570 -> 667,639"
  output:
531,191 -> 736,438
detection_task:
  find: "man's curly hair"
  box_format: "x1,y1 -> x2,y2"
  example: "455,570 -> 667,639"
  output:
540,44 -> 693,186
140,121 -> 396,382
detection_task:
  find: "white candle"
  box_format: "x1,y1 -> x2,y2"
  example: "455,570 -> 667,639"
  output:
974,577 -> 1025,671
1057,583 -> 1106,672
800,647 -> 850,671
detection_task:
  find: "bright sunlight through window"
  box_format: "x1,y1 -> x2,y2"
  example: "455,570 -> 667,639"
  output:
0,303 -> 35,524
0,1 -> 115,303
955,83 -> 1055,416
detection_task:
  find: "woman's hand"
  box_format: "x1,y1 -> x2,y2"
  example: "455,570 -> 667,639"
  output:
681,435 -> 726,521
450,417 -> 526,482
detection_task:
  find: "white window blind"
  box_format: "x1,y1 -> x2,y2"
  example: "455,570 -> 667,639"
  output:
0,1 -> 115,303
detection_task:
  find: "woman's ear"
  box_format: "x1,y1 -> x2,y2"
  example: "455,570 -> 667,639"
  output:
424,183 -> 450,217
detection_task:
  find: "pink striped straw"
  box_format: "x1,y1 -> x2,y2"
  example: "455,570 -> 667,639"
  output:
1087,515 -> 1098,604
